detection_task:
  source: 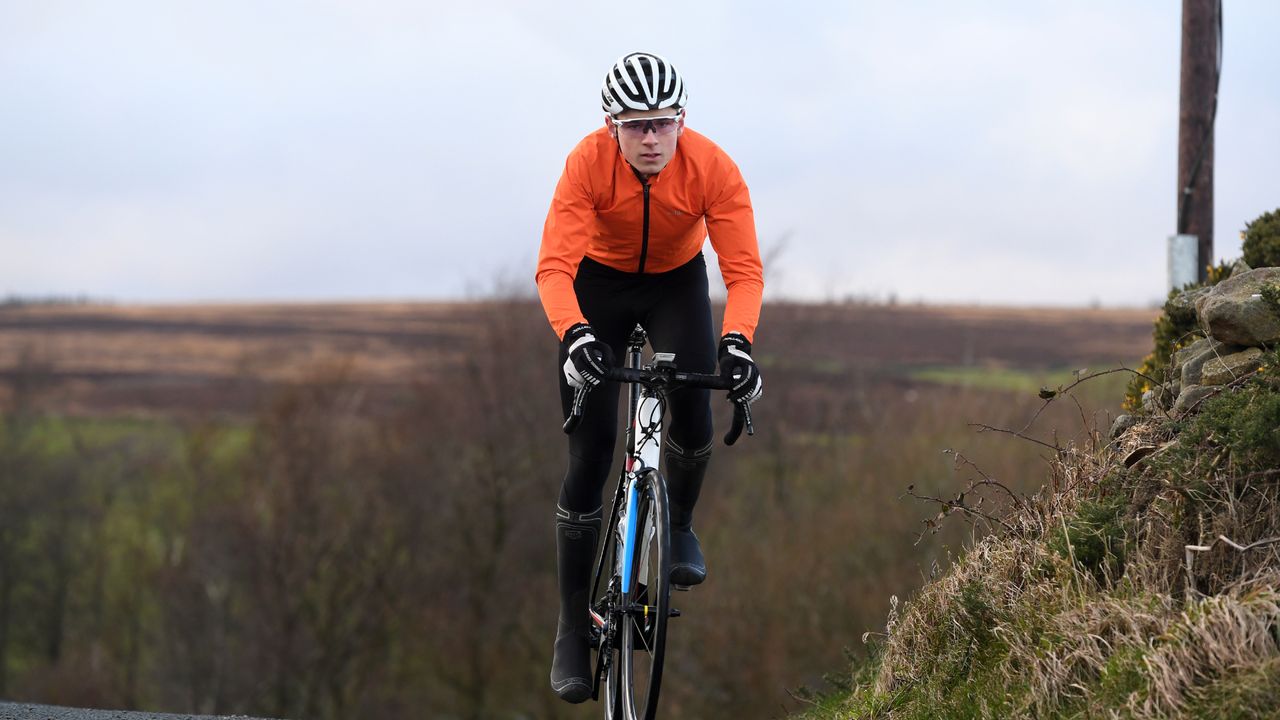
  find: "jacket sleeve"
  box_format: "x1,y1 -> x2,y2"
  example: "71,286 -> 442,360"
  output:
536,151 -> 595,339
705,153 -> 764,343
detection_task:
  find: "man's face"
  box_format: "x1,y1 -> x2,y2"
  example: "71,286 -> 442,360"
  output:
608,107 -> 684,178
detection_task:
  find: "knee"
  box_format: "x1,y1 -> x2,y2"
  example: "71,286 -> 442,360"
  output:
566,448 -> 613,479
666,409 -> 712,460
664,436 -> 712,470
568,423 -> 616,467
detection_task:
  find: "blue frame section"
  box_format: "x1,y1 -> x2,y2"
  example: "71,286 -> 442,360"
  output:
620,474 -> 640,591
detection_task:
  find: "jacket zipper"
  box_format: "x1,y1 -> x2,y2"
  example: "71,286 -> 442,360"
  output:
638,182 -> 651,273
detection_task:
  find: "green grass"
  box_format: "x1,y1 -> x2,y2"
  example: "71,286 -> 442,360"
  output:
3,412 -> 253,465
908,366 -> 1082,395
794,646 -> 1027,720
792,595 -> 1152,720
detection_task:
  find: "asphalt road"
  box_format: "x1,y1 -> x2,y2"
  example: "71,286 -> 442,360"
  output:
0,703 -> 279,720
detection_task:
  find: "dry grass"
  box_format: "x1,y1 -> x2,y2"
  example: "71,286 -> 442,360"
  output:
1140,583 -> 1280,717
808,359 -> 1280,720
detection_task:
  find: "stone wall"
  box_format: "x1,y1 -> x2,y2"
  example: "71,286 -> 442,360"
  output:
1142,265 -> 1280,417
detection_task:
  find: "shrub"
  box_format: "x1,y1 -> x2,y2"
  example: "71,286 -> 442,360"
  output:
1153,349 -> 1280,478
1049,496 -> 1127,583
1241,208 -> 1280,269
1261,282 -> 1280,318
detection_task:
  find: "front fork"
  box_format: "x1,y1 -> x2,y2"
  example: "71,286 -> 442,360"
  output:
589,468 -> 653,700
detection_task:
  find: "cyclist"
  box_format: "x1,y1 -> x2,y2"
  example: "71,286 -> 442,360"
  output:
536,51 -> 765,703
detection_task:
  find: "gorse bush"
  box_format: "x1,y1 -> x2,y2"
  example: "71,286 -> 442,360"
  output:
1049,495 -> 1127,584
1242,208 -> 1280,269
1261,282 -> 1280,318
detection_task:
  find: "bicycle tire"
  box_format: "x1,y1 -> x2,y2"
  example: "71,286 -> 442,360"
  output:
620,470 -> 671,720
604,647 -> 623,720
596,491 -> 625,720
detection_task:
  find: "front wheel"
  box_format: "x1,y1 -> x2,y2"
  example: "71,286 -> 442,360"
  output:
620,471 -> 671,720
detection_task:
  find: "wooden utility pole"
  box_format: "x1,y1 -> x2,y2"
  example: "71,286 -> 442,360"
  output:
1177,0 -> 1221,282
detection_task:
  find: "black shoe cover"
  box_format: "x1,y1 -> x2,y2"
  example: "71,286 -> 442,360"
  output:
665,439 -> 711,587
549,504 -> 600,703
550,621 -> 592,703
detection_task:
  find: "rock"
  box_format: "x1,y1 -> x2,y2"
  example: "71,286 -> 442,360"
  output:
1194,267 -> 1280,346
1231,257 -> 1253,275
1170,285 -> 1212,315
1172,337 -> 1212,372
1173,384 -> 1216,415
1199,347 -> 1264,386
1178,339 -> 1232,387
1110,414 -> 1139,440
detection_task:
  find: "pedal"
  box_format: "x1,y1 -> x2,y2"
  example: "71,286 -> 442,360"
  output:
668,607 -> 682,618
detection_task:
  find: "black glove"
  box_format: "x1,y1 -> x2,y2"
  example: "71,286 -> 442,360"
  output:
561,323 -> 614,389
718,333 -> 763,405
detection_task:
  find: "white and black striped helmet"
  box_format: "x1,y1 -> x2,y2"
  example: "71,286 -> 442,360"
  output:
601,52 -> 687,116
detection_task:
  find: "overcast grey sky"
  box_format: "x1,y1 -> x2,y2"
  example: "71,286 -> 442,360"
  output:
2,1 -> 1276,307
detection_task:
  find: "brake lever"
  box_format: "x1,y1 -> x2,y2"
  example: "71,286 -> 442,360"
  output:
562,383 -> 590,434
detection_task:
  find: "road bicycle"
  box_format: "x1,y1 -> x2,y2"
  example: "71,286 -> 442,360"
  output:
562,325 -> 753,720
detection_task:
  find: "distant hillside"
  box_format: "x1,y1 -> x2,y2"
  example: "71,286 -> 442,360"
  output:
0,300 -> 1155,417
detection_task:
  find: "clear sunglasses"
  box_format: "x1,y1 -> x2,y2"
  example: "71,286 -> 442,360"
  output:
611,111 -> 684,137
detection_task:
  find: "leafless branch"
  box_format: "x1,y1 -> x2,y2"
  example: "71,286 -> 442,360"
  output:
1184,534 -> 1280,599
1019,367 -> 1162,435
784,686 -> 819,707
969,422 -> 1064,453
944,450 -> 1028,512
1237,469 -> 1280,483
902,484 -> 1017,543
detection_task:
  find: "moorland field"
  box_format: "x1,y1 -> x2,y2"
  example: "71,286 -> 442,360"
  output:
0,299 -> 1155,719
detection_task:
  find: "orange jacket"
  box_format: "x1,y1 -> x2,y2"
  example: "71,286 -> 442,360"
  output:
536,126 -> 764,342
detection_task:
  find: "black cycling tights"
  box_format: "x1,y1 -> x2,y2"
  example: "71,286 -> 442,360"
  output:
557,254 -> 716,514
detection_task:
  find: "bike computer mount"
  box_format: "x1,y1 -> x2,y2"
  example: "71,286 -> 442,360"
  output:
647,352 -> 677,371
